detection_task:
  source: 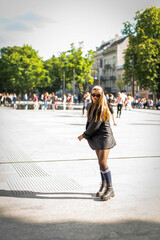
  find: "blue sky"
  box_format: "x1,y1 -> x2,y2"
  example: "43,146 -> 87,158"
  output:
0,0 -> 159,60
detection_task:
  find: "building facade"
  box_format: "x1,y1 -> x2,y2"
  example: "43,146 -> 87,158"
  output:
92,35 -> 156,100
92,35 -> 129,96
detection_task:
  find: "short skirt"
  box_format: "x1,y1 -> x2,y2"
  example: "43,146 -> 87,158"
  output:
87,121 -> 116,150
109,106 -> 114,114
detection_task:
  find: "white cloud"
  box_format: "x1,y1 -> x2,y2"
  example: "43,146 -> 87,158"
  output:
0,12 -> 54,32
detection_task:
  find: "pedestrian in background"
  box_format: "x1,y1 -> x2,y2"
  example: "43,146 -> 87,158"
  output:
33,93 -> 39,110
74,94 -> 78,104
155,98 -> 160,110
13,93 -> 17,109
50,92 -> 56,111
78,85 -> 116,201
82,92 -> 90,116
78,92 -> 83,104
82,93 -> 87,116
108,93 -> 117,125
44,92 -> 49,110
67,93 -> 72,110
126,94 -> 132,111
116,92 -> 123,118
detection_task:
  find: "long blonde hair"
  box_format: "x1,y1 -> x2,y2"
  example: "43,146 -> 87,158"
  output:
88,86 -> 111,122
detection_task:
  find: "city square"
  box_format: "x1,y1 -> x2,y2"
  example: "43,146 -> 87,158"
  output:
0,106 -> 160,239
0,1 -> 160,239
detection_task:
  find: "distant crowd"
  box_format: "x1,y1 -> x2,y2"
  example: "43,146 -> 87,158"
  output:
0,92 -> 83,110
106,93 -> 160,111
0,91 -> 160,111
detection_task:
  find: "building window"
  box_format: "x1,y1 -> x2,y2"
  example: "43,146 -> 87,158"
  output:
100,59 -> 103,68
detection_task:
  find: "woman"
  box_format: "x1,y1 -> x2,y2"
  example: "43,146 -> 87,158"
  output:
82,92 -> 90,116
78,86 -> 116,201
116,92 -> 123,118
108,93 -> 117,125
33,93 -> 39,110
44,92 -> 49,110
67,93 -> 72,110
50,92 -> 56,110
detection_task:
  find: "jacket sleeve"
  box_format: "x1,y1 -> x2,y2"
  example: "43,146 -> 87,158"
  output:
82,118 -> 102,139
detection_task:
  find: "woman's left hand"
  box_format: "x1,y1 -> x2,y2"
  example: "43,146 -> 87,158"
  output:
78,135 -> 84,141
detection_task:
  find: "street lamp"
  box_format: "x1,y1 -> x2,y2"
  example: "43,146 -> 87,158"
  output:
72,69 -> 75,94
63,71 -> 65,94
130,55 -> 134,98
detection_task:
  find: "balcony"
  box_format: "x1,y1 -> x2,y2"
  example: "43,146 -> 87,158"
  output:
110,76 -> 116,80
104,64 -> 111,69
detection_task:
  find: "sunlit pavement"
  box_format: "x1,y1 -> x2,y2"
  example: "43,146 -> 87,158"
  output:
0,107 -> 160,240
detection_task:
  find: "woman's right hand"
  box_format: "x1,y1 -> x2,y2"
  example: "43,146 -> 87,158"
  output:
78,135 -> 84,141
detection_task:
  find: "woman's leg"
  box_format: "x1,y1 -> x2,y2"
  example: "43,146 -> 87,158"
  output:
97,149 -> 112,184
112,114 -> 117,125
82,106 -> 85,115
95,150 -> 107,197
119,104 -> 122,117
117,105 -> 119,117
96,150 -> 104,180
97,150 -> 114,200
97,149 -> 110,170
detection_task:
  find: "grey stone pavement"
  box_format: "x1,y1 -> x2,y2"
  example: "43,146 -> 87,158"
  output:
0,106 -> 160,240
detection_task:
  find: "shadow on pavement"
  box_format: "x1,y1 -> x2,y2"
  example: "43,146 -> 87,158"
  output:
0,215 -> 160,240
0,190 -> 101,201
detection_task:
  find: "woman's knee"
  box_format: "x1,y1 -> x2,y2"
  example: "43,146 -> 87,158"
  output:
98,160 -> 107,169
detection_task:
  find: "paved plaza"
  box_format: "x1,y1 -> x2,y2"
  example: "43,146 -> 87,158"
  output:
0,106 -> 160,240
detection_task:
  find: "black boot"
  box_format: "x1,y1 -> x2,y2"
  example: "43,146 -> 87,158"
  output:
101,183 -> 115,201
96,181 -> 107,197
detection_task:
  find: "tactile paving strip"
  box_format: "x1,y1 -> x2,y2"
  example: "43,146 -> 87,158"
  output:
1,142 -> 82,195
7,175 -> 82,196
0,143 -> 50,177
11,162 -> 50,177
0,143 -> 32,163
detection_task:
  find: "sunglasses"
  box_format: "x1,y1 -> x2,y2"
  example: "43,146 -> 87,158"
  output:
91,93 -> 101,98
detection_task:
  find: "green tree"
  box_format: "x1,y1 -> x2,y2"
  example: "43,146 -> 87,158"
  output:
43,55 -> 63,93
44,50 -> 71,94
44,43 -> 95,94
116,76 -> 125,92
66,42 -> 95,92
122,6 -> 160,97
56,43 -> 95,93
0,45 -> 50,94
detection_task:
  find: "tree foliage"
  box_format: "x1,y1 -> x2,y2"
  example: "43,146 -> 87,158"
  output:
0,45 -> 50,94
122,6 -> 160,96
43,55 -> 62,92
116,76 -> 125,92
44,42 -> 95,93
65,42 -> 95,92
0,43 -> 95,94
